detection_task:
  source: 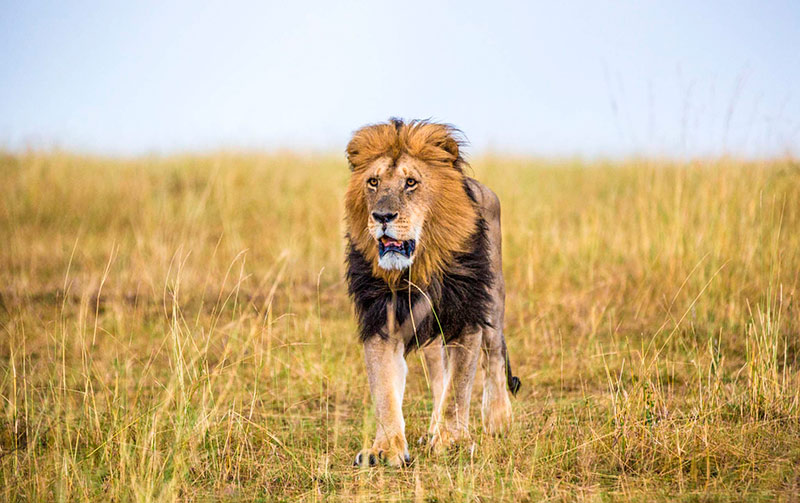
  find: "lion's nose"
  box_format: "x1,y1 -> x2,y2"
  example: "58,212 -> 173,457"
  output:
372,212 -> 398,224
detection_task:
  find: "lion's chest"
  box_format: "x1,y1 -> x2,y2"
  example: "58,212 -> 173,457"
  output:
345,219 -> 494,352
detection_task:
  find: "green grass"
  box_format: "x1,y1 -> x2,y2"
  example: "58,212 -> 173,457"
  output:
1,151 -> 799,501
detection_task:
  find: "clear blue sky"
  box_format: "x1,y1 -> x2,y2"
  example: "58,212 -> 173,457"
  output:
1,1 -> 798,157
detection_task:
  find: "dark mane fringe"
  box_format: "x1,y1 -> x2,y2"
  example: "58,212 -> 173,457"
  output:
346,217 -> 493,353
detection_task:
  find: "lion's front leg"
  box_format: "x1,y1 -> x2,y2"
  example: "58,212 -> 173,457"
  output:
354,335 -> 410,467
428,329 -> 482,454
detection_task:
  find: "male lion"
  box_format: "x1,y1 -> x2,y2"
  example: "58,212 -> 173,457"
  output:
345,118 -> 521,467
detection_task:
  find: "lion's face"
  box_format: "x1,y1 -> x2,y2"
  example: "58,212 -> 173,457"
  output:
358,155 -> 434,270
345,119 -> 479,286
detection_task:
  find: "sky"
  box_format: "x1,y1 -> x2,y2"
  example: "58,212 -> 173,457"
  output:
1,1 -> 799,157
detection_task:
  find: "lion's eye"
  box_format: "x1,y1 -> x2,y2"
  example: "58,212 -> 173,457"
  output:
405,178 -> 418,188
367,177 -> 379,188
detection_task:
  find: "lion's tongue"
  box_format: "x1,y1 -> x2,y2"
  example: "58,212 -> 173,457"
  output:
381,237 -> 402,247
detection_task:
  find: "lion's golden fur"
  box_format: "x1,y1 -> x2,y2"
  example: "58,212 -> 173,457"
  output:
344,120 -> 480,287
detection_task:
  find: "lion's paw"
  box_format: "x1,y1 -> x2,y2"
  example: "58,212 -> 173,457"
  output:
427,426 -> 469,455
482,395 -> 512,435
353,447 -> 410,468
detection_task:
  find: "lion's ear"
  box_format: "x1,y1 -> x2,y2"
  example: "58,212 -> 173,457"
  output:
346,129 -> 369,171
345,137 -> 359,171
432,126 -> 463,170
346,124 -> 394,171
438,135 -> 460,161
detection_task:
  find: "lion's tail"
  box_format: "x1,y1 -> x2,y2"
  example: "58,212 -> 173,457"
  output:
502,338 -> 521,396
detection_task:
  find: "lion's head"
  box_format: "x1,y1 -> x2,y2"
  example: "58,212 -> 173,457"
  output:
345,118 -> 479,288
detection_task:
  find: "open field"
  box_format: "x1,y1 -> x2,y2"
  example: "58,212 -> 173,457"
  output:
1,151 -> 799,501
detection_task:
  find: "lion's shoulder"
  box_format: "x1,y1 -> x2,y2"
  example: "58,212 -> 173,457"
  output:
465,178 -> 501,221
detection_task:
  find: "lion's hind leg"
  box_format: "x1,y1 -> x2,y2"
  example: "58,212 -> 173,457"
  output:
480,326 -> 513,435
427,329 -> 482,453
418,342 -> 445,445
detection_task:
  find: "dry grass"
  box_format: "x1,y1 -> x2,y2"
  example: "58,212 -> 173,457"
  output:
1,151 -> 799,501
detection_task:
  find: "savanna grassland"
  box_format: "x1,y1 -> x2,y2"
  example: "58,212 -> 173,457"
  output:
1,151 -> 799,502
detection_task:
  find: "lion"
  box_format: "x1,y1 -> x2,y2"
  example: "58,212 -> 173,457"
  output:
344,118 -> 521,467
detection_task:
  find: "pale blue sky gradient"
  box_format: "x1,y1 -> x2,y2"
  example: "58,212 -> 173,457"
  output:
1,1 -> 799,157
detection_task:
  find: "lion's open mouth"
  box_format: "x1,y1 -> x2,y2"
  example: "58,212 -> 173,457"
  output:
378,236 -> 416,258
